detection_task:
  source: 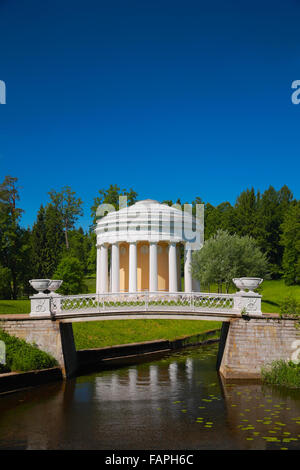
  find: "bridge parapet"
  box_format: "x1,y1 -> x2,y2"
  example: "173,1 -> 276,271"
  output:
30,290 -> 262,319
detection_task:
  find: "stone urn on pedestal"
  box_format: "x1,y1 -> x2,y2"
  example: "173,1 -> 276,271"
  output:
48,280 -> 63,296
29,279 -> 63,317
232,277 -> 263,316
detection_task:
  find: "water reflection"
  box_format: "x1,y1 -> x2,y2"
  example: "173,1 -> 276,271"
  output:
0,344 -> 300,450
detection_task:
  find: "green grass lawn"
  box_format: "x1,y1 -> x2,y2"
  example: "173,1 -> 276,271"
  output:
73,319 -> 220,350
260,279 -> 300,314
0,299 -> 30,314
84,275 -> 96,293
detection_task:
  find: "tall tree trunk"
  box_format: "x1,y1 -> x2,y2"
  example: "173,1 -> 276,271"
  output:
11,270 -> 17,300
65,225 -> 69,250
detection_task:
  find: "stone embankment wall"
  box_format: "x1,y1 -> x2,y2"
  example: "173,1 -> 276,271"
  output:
1,315 -> 299,381
0,316 -> 77,378
219,317 -> 300,380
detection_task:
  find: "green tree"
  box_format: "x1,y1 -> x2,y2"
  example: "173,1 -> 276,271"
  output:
49,186 -> 83,250
0,264 -> 11,299
91,184 -> 138,224
66,227 -> 93,274
280,201 -> 300,285
0,176 -> 30,298
191,230 -> 269,293
254,186 -> 288,277
53,256 -> 86,295
87,234 -> 96,274
0,175 -> 23,219
31,205 -> 49,278
234,187 -> 259,239
44,203 -> 65,276
204,201 -> 235,240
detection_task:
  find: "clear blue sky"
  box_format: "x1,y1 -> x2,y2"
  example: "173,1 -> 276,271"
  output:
0,0 -> 299,230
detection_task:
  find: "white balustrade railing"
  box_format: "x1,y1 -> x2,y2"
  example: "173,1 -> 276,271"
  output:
29,278 -> 263,317
47,291 -> 237,316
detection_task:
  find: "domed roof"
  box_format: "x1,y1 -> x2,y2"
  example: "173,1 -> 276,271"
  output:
95,199 -> 201,246
135,199 -> 160,205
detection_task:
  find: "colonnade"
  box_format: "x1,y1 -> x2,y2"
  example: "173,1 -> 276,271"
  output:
96,241 -> 196,294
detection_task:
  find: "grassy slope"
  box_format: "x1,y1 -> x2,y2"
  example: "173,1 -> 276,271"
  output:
0,299 -> 30,314
0,329 -> 58,373
73,319 -> 220,350
260,279 -> 300,313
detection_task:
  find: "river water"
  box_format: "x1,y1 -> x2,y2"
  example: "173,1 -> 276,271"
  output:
0,343 -> 300,450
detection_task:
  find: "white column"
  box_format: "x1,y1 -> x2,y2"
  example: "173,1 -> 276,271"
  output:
96,245 -> 101,294
111,242 -> 120,293
177,244 -> 181,291
168,242 -> 178,292
100,243 -> 108,293
109,253 -> 112,292
149,242 -> 158,292
129,242 -> 137,292
184,246 -> 193,292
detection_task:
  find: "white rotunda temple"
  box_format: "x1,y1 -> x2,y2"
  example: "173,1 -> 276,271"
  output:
95,199 -> 203,294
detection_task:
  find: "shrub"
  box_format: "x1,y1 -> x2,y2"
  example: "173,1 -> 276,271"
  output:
279,297 -> 300,317
0,329 -> 58,373
191,230 -> 269,293
53,256 -> 86,295
261,359 -> 300,389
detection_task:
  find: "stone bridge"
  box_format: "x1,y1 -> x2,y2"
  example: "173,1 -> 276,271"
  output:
0,290 -> 299,381
30,290 -> 262,320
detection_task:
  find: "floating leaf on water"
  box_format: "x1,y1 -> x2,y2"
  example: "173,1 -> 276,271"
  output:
262,437 -> 280,442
